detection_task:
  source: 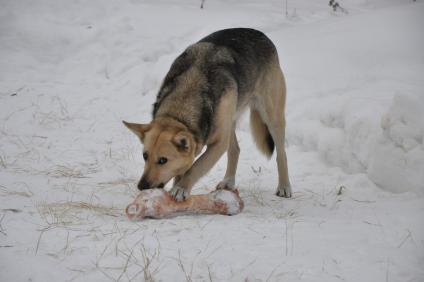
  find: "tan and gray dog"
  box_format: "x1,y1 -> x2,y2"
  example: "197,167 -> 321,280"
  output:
124,28 -> 291,201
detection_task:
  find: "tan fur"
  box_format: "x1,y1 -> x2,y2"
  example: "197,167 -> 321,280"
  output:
249,56 -> 291,197
250,109 -> 273,158
156,66 -> 207,126
173,90 -> 237,196
154,44 -> 212,134
124,118 -> 196,189
122,121 -> 151,141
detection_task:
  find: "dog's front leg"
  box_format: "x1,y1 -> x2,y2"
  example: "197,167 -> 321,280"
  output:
170,139 -> 230,201
170,91 -> 236,201
173,175 -> 182,187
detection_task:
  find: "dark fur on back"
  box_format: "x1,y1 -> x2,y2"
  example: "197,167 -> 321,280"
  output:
152,28 -> 278,143
199,28 -> 277,96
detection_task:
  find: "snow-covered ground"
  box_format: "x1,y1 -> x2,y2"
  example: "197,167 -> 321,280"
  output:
1,0 -> 423,281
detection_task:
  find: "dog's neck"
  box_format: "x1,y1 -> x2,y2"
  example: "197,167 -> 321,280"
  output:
154,115 -> 190,131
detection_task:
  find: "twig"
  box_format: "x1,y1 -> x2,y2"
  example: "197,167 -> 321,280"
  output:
386,258 -> 390,282
207,264 -> 213,282
178,249 -> 193,282
284,220 -> 289,256
362,220 -> 382,227
283,219 -> 297,256
0,184 -> 33,198
140,244 -> 156,282
0,213 -> 7,236
32,135 -> 48,139
397,229 -> 412,248
99,244 -> 110,263
266,263 -> 282,282
250,166 -> 261,175
200,218 -> 214,231
35,228 -> 48,255
0,155 -> 6,168
104,65 -> 110,80
117,248 -> 135,282
61,231 -> 70,255
6,86 -> 25,97
349,197 -> 376,203
206,242 -> 225,259
93,262 -> 116,281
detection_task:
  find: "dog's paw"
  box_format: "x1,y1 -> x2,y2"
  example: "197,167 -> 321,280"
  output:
216,177 -> 235,190
276,184 -> 292,198
169,186 -> 190,202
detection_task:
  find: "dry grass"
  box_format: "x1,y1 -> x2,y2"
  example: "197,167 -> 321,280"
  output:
92,237 -> 161,282
0,213 -> 7,236
98,178 -> 135,187
0,154 -> 7,168
37,201 -> 124,225
97,178 -> 135,196
246,187 -> 267,207
97,177 -> 137,187
32,95 -> 73,128
0,184 -> 33,198
177,249 -> 193,282
34,200 -> 125,257
46,165 -> 87,178
139,244 -> 160,282
43,163 -> 99,179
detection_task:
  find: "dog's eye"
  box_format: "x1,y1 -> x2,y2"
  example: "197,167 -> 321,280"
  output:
143,152 -> 148,161
158,157 -> 167,165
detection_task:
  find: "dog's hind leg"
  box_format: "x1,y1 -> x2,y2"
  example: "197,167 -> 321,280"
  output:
269,116 -> 291,198
270,75 -> 291,198
258,63 -> 291,198
216,127 -> 239,190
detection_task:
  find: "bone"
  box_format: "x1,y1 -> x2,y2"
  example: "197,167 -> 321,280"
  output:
125,189 -> 244,220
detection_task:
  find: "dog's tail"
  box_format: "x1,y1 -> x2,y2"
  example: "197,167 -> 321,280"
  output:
250,109 -> 274,158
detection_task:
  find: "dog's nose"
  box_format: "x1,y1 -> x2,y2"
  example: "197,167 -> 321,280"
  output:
138,178 -> 151,190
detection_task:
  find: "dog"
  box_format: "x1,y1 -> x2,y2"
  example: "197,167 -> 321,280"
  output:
123,28 -> 291,201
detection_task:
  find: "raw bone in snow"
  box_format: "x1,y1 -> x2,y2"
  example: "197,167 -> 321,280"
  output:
126,188 -> 244,220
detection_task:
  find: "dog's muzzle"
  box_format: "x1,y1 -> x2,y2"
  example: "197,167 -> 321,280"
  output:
138,178 -> 151,190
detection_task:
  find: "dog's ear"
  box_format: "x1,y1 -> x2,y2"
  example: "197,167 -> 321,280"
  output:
172,131 -> 194,153
122,121 -> 151,142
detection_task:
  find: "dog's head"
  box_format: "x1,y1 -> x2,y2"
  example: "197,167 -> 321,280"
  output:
123,120 -> 196,191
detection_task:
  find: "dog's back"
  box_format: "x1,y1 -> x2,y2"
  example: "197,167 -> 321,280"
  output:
199,28 -> 278,96
153,28 -> 282,145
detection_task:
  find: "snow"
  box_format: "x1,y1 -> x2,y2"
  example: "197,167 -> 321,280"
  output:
1,0 -> 424,281
369,94 -> 424,194
209,189 -> 244,215
279,2 -> 424,195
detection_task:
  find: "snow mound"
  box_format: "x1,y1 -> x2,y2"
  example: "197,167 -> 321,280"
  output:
368,94 -> 424,194
287,92 -> 424,195
282,2 -> 424,195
